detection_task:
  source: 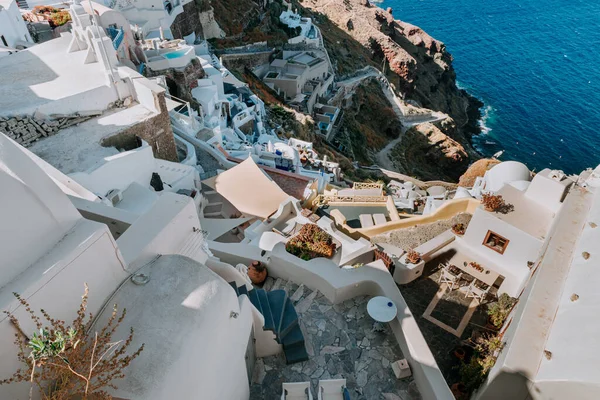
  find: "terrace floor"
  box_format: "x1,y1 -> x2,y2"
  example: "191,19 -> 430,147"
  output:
398,254 -> 498,386
250,278 -> 420,400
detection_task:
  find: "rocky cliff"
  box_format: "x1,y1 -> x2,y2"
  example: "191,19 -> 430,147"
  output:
301,0 -> 482,149
203,0 -> 483,181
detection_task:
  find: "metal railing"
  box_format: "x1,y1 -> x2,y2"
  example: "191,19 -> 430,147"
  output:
107,27 -> 124,50
353,182 -> 384,190
313,194 -> 388,206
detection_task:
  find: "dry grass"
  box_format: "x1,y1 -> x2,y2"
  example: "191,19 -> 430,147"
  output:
1,284 -> 143,400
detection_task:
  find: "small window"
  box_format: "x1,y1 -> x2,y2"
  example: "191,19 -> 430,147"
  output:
483,230 -> 509,254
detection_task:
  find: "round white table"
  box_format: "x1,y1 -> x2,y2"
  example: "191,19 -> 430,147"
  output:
367,296 -> 397,323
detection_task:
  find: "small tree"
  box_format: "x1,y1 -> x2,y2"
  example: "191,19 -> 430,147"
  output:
487,293 -> 518,328
481,193 -> 505,212
1,284 -> 144,400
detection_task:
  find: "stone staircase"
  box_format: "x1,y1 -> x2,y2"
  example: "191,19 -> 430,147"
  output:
202,189 -> 224,218
229,279 -> 310,364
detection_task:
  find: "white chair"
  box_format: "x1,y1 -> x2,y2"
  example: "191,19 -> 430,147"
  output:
282,382 -> 313,400
438,265 -> 462,290
465,280 -> 490,304
318,379 -> 347,400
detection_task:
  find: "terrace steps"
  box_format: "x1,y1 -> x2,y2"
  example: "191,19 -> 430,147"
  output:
228,278 -> 310,364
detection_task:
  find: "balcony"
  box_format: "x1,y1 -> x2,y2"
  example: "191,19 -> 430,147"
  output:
106,27 -> 124,50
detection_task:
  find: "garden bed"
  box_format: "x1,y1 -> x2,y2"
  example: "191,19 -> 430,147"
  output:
285,223 -> 338,261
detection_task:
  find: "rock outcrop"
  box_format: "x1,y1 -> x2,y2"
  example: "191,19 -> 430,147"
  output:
302,0 -> 483,178
390,120 -> 469,182
303,0 -> 480,130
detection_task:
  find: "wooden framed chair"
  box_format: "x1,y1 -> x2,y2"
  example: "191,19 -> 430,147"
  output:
438,265 -> 463,290
465,280 -> 490,303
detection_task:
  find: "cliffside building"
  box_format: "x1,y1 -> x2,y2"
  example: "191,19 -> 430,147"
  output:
0,0 -> 34,53
263,50 -> 333,113
0,2 -> 178,162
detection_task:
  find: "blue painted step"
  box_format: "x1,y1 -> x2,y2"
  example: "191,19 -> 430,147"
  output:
229,282 -> 308,365
248,289 -> 262,315
257,289 -> 275,331
283,342 -> 309,364
267,290 -> 287,342
282,324 -> 304,348
229,281 -> 239,296
278,298 -> 299,339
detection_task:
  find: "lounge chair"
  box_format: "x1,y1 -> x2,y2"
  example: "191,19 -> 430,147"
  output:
372,213 -> 387,225
359,214 -> 374,228
317,379 -> 350,400
281,382 -> 313,400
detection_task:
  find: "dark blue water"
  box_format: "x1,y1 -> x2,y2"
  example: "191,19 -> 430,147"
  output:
379,0 -> 600,173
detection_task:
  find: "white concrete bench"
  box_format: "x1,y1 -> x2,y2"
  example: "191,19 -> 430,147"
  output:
394,230 -> 455,285
414,229 -> 455,262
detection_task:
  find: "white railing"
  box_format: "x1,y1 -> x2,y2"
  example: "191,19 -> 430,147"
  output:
314,194 -> 387,206
352,182 -> 384,190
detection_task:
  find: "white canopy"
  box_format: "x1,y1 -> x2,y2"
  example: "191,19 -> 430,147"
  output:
203,158 -> 289,219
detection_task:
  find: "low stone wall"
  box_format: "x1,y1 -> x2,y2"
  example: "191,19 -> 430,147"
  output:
220,51 -> 274,72
0,113 -> 97,147
102,93 -> 178,162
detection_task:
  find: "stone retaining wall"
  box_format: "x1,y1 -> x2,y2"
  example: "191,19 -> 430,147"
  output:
0,113 -> 97,147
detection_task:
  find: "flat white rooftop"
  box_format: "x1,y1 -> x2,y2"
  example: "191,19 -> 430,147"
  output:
28,104 -> 156,174
493,184 -> 554,240
0,34 -> 110,117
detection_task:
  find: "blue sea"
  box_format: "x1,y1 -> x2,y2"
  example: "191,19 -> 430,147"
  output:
378,0 -> 600,174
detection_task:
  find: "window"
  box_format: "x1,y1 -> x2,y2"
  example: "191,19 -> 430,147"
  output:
483,230 -> 509,254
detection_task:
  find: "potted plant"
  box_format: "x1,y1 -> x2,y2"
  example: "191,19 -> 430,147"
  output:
405,249 -> 422,264
459,357 -> 486,394
487,293 -> 518,330
248,260 -> 268,285
452,223 -> 466,236
481,193 -> 506,212
469,261 -> 483,272
453,346 -> 467,360
450,382 -> 467,399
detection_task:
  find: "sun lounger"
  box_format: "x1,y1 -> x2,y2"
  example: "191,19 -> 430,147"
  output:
359,214 -> 374,228
372,213 -> 387,225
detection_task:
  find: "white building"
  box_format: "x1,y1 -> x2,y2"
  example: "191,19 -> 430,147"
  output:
0,3 -> 179,162
474,165 -> 600,399
101,0 -> 191,40
0,132 -> 260,399
263,51 -> 333,113
0,0 -> 33,52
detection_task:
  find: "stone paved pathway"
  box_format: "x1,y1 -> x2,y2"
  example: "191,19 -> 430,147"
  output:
250,278 -> 419,400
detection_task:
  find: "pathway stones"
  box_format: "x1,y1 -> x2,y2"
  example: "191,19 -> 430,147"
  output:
249,279 -> 414,399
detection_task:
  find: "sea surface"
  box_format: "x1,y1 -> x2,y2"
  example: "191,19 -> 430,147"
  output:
378,0 -> 600,174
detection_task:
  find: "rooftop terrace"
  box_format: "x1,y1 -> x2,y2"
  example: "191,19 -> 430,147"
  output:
0,34 -> 111,117
250,277 -> 419,400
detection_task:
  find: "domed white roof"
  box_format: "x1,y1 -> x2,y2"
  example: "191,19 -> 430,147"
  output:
508,180 -> 531,192
485,161 -> 531,192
